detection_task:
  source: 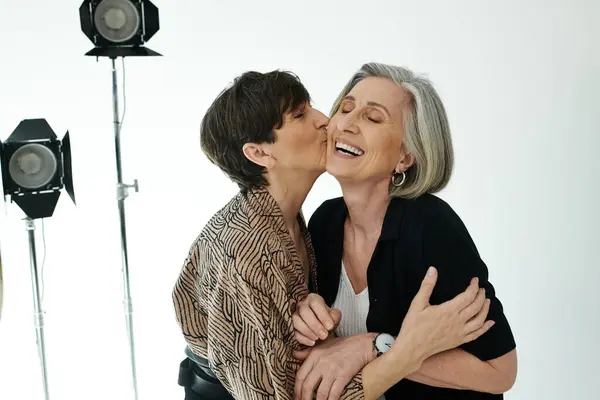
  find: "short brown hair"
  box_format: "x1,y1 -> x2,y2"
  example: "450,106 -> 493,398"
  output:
200,70 -> 310,192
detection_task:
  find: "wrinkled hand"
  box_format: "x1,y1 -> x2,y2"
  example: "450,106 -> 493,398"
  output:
293,293 -> 342,346
293,334 -> 373,400
394,266 -> 494,367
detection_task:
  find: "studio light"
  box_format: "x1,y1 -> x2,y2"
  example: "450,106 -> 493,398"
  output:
0,118 -> 77,400
79,2 -> 160,399
0,118 -> 75,219
79,0 -> 161,57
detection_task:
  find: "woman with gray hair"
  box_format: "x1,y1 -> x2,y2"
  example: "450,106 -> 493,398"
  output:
292,63 -> 518,400
173,71 -> 489,400
173,69 -> 494,400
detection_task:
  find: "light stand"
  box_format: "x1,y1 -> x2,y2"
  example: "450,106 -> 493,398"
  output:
26,217 -> 49,400
111,55 -> 140,400
79,2 -> 160,399
0,118 -> 76,400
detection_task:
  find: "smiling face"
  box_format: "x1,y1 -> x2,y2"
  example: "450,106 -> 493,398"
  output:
326,77 -> 414,184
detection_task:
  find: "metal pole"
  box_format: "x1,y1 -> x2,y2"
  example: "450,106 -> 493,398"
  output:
111,57 -> 139,400
25,217 -> 50,400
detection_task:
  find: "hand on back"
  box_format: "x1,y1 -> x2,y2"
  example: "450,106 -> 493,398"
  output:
392,266 -> 495,369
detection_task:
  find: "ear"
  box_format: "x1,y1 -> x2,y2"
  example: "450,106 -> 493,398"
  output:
395,150 -> 414,174
242,142 -> 275,169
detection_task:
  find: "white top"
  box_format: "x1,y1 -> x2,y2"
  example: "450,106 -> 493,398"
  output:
332,263 -> 386,400
332,263 -> 370,337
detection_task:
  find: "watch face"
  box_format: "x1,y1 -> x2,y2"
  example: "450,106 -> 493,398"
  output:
375,333 -> 394,353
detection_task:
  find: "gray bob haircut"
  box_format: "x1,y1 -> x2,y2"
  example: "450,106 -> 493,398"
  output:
330,62 -> 454,199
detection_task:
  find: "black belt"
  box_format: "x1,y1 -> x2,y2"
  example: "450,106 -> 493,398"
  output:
178,357 -> 234,400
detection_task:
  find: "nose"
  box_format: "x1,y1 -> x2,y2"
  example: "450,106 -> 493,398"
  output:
337,112 -> 359,135
313,108 -> 329,131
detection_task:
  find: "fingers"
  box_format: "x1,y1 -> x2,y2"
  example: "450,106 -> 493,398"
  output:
409,267 -> 438,310
463,320 -> 495,344
459,287 -> 486,322
328,380 -> 346,400
463,298 -> 491,334
315,376 -> 334,400
294,356 -> 315,399
298,306 -> 329,340
329,308 -> 342,328
298,297 -> 332,340
295,331 -> 317,347
311,299 -> 337,332
300,371 -> 322,400
293,349 -> 311,361
293,313 -> 318,345
448,277 -> 479,311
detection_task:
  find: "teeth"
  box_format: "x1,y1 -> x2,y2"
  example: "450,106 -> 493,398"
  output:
335,142 -> 364,156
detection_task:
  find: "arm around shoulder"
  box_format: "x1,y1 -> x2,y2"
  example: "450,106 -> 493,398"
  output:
421,197 -> 516,359
417,197 -> 517,392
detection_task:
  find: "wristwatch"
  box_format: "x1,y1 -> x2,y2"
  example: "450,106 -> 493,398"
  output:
373,333 -> 395,357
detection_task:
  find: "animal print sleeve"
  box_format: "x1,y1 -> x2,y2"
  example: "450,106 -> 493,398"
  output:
220,257 -> 365,400
215,269 -> 365,400
172,242 -> 209,359
173,237 -> 300,399
173,238 -> 365,399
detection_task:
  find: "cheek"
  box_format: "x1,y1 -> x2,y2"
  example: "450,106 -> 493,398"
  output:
366,128 -> 395,151
327,116 -> 340,133
290,128 -> 319,152
366,128 -> 402,162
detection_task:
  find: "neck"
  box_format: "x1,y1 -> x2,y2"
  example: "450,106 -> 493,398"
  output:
265,169 -> 319,230
341,179 -> 391,237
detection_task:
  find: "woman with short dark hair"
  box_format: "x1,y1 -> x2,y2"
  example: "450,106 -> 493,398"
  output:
172,69 -> 493,400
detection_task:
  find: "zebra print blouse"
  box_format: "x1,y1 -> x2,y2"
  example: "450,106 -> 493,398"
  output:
172,188 -> 364,399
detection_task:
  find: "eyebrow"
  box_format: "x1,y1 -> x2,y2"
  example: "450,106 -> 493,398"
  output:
290,102 -> 307,114
343,95 -> 391,116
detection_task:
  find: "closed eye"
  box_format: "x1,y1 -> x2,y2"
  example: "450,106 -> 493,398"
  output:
339,102 -> 353,114
367,110 -> 384,123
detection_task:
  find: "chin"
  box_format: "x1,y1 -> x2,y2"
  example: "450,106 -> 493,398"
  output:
306,160 -> 327,176
325,162 -> 348,180
313,165 -> 327,175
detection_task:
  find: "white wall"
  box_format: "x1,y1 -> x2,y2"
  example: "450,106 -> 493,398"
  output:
0,0 -> 598,399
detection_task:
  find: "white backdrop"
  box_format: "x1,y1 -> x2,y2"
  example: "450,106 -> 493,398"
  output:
0,0 -> 598,399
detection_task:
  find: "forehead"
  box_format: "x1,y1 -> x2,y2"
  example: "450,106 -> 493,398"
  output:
347,77 -> 409,116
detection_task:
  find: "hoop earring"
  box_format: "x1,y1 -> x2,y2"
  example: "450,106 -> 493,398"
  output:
392,172 -> 406,187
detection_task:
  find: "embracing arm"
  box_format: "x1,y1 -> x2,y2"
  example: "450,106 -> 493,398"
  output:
345,332 -> 517,395
293,331 -> 418,400
362,273 -> 505,399
407,348 -> 517,393
407,198 -> 518,393
293,268 -> 494,400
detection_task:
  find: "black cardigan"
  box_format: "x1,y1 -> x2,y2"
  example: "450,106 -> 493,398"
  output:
308,194 -> 516,400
